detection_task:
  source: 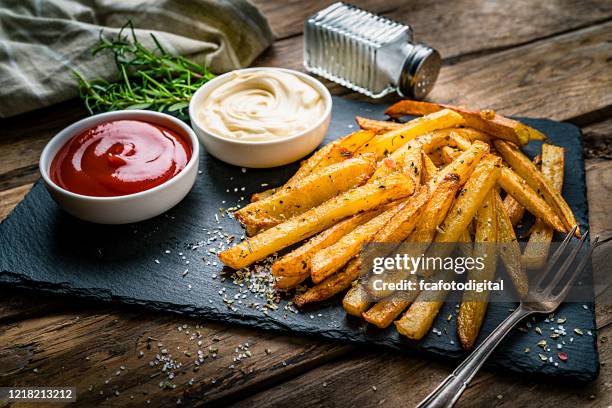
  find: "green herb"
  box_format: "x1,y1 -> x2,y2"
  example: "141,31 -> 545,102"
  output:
74,22 -> 215,121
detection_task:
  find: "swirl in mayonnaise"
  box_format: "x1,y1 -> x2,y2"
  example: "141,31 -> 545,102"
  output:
197,70 -> 325,141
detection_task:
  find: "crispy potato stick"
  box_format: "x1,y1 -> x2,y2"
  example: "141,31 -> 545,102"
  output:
219,173 -> 416,270
362,284 -> 419,329
428,148 -> 445,167
457,229 -> 473,257
422,152 -> 438,183
458,190 -> 498,350
448,133 -> 472,151
498,166 -> 566,233
294,258 -> 362,308
441,146 -> 459,164
395,155 -> 501,340
367,143 -> 489,299
385,100 -> 545,145
355,109 -> 464,158
272,209 -> 382,290
523,144 -> 565,268
251,130 -> 374,202
355,116 -> 405,133
370,145 -> 423,182
310,202 -> 407,283
449,127 -> 491,144
495,192 -> 528,298
503,194 -> 525,227
236,155 -> 377,234
343,283 -> 372,316
495,140 -> 578,236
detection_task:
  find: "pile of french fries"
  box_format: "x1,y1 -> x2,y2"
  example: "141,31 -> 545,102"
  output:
218,100 -> 579,351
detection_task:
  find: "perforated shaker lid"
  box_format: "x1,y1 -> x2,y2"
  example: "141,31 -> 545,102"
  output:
398,44 -> 441,99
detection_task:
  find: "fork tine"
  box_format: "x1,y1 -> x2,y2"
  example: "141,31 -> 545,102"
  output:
552,235 -> 598,302
534,226 -> 578,289
545,230 -> 589,293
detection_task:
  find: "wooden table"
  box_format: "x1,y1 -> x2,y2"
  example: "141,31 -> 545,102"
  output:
1,1 -> 611,406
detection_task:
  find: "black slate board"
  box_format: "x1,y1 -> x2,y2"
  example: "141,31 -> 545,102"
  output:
0,97 -> 598,381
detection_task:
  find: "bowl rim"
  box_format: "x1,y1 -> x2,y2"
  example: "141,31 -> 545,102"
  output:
188,67 -> 333,146
39,110 -> 200,202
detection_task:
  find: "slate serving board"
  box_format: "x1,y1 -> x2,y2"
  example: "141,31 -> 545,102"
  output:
0,97 -> 598,381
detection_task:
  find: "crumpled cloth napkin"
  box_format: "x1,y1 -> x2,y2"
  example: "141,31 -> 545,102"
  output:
0,0 -> 274,118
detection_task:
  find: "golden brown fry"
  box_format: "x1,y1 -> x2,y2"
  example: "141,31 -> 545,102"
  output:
495,192 -> 528,298
369,145 -> 423,182
523,144 -> 565,268
251,130 -> 374,202
355,109 -> 464,159
310,202 -> 406,283
294,258 -> 362,308
448,132 -> 472,151
441,146 -> 459,164
458,190 -> 498,350
342,283 -> 371,316
428,148 -> 445,167
422,152 -> 438,183
498,166 -> 566,233
396,155 -> 502,340
272,209 -> 382,289
219,173 -> 416,270
362,284 -> 418,329
385,100 -> 545,145
503,194 -> 525,227
236,155 -> 377,234
495,140 -> 578,236
355,117 -> 404,133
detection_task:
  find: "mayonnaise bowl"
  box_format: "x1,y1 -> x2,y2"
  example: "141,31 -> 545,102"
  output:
189,67 -> 332,168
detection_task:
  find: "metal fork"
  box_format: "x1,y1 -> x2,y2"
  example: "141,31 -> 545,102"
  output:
417,226 -> 597,408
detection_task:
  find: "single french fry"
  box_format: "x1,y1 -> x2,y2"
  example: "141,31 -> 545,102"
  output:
385,100 -> 545,145
355,116 -> 405,133
495,192 -> 528,298
362,284 -> 419,329
503,194 -> 525,227
310,202 -> 407,283
355,109 -> 464,159
458,190 -> 498,350
343,283 -> 371,316
294,258 -> 362,308
272,209 -> 382,289
523,144 -> 565,268
498,166 -> 566,233
495,140 -> 578,236
441,146 -> 459,164
422,152 -> 438,183
219,173 -> 416,270
369,145 -> 423,183
396,155 -> 502,340
236,155 -> 377,233
448,132 -> 472,151
251,130 -> 374,202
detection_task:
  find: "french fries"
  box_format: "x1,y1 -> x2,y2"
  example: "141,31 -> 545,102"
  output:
219,172 -> 416,270
251,130 -> 375,202
499,166 -> 566,233
293,258 -> 362,308
272,209 -> 383,290
495,192 -> 529,299
236,155 -> 377,234
457,190 -> 498,350
385,100 -> 545,145
395,155 -> 501,340
522,144 -> 565,268
355,109 -> 464,158
495,140 -> 578,236
221,100 -> 576,348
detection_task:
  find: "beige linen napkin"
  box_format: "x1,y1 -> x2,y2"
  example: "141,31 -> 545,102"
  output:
0,0 -> 274,118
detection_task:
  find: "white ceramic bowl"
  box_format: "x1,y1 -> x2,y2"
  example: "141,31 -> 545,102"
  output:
39,110 -> 199,224
189,67 -> 332,168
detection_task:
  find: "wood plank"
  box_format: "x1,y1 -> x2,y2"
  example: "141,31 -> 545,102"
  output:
0,184 -> 32,221
0,301 -> 353,406
583,117 -> 612,160
228,324 -> 611,408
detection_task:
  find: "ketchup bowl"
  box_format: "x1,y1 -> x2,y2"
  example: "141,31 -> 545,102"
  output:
39,110 -> 199,224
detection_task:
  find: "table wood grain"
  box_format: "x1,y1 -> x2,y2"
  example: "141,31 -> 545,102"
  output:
0,1 -> 610,407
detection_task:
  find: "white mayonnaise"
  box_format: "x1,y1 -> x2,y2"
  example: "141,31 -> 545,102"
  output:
197,70 -> 325,141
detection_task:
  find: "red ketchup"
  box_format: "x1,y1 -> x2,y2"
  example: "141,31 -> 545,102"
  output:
50,120 -> 191,197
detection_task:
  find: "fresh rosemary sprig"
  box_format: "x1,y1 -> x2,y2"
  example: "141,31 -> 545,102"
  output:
75,22 -> 215,121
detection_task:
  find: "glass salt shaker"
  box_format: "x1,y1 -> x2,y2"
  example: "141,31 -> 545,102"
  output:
304,2 -> 441,99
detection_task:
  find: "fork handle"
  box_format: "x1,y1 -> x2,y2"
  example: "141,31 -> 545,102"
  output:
417,306 -> 533,408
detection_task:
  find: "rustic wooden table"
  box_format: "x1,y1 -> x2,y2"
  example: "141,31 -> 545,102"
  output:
1,1 -> 611,407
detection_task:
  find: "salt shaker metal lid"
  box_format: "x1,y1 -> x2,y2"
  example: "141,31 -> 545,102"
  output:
398,44 -> 441,99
